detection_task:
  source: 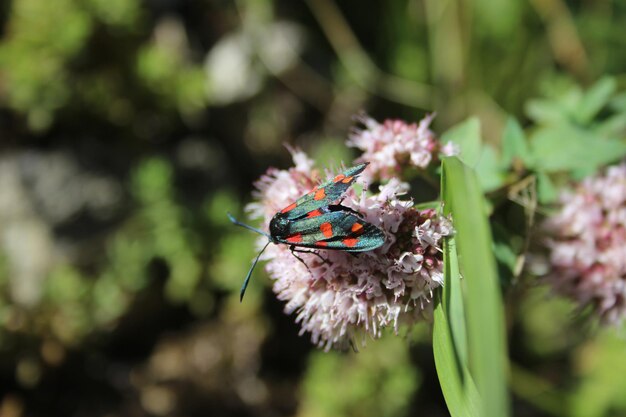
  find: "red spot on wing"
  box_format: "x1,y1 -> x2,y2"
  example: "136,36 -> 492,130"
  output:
342,176 -> 354,184
333,174 -> 346,183
351,223 -> 364,233
316,241 -> 328,247
314,188 -> 326,200
320,222 -> 333,238
343,237 -> 358,247
307,209 -> 323,218
286,234 -> 302,243
281,202 -> 297,213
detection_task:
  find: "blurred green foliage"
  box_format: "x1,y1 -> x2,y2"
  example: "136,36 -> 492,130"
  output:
571,330 -> 626,417
0,0 -> 625,416
0,0 -> 203,133
0,0 -> 93,130
300,336 -> 419,417
38,158 -> 206,345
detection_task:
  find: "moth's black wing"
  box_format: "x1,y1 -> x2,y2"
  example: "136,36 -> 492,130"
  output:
276,208 -> 385,252
276,163 -> 369,220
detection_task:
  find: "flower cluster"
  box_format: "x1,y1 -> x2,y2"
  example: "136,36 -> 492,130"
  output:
347,113 -> 458,183
543,163 -> 626,324
247,149 -> 453,350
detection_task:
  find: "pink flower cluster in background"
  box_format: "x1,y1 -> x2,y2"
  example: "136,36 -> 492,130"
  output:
348,113 -> 458,183
247,114 -> 454,349
544,163 -> 626,324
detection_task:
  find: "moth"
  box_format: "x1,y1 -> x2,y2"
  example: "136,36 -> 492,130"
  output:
228,162 -> 385,301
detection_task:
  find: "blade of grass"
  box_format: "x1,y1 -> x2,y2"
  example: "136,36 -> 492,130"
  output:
433,234 -> 480,417
442,236 -> 467,367
441,157 -> 510,417
432,305 -> 480,417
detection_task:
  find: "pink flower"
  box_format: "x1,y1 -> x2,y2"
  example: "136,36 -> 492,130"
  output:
247,149 -> 453,349
543,163 -> 626,324
347,113 -> 458,183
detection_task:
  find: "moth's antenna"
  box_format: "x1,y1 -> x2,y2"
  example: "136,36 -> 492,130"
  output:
227,212 -> 271,238
240,240 -> 271,302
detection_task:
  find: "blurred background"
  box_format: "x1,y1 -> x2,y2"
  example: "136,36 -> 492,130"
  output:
0,0 -> 625,416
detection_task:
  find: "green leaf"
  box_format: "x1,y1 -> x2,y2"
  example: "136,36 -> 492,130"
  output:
529,125 -> 626,173
609,91 -> 626,113
474,145 -> 506,192
433,169 -> 479,417
525,98 -> 567,125
596,113 -> 626,138
501,117 -> 531,168
537,172 -> 558,204
433,234 -> 480,417
433,303 -> 480,417
441,157 -> 510,417
441,118 -> 504,191
574,77 -> 617,124
441,117 -> 482,167
442,236 -> 467,367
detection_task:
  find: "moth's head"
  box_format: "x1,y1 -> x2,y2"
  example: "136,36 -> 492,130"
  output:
269,214 -> 290,240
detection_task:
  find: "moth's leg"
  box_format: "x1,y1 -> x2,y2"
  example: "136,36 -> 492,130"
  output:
291,246 -> 328,264
289,245 -> 313,274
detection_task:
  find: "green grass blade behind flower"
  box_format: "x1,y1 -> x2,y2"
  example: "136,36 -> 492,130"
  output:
433,234 -> 479,417
432,305 -> 480,417
441,157 -> 510,417
441,117 -> 506,191
441,236 -> 467,366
